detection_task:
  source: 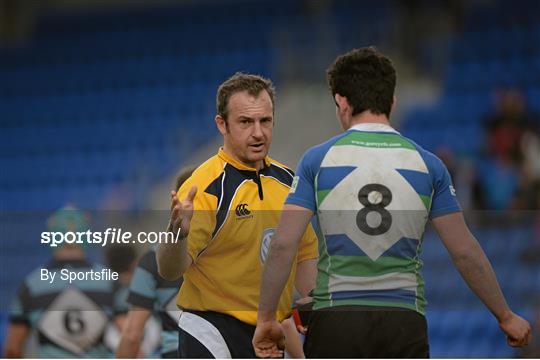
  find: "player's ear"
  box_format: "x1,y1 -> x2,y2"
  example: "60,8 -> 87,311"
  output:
334,93 -> 349,111
391,95 -> 397,115
215,115 -> 228,135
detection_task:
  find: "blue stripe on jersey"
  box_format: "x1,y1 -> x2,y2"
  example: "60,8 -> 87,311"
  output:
380,237 -> 420,259
156,288 -> 179,308
395,169 -> 432,197
408,139 -> 462,217
330,288 -> 416,305
326,234 -> 419,259
326,234 -> 365,256
129,267 -> 157,301
316,166 -> 357,190
162,331 -> 179,354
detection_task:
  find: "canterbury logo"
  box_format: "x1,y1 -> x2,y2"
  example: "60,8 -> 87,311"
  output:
235,203 -> 251,217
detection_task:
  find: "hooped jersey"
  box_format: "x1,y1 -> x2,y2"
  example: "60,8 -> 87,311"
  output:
176,148 -> 318,325
286,123 -> 461,315
9,258 -> 116,358
127,250 -> 182,355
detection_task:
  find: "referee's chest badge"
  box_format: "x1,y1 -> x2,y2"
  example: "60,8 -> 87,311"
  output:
235,203 -> 253,219
260,228 -> 276,263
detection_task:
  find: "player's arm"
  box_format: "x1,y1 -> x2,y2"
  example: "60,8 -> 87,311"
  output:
294,259 -> 317,298
157,187 -> 197,280
254,204 -> 314,358
281,317 -> 305,359
432,212 -> 532,347
4,323 -> 30,358
116,307 -> 152,358
259,204 -> 314,320
294,220 -> 318,298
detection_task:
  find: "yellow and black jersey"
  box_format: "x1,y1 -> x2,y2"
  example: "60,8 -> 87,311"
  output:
176,148 -> 318,325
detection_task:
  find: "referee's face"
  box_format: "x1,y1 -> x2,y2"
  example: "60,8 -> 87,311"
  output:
217,90 -> 274,170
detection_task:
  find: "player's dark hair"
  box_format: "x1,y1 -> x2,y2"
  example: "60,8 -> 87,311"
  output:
174,165 -> 196,191
216,72 -> 275,121
105,244 -> 137,274
327,47 -> 396,118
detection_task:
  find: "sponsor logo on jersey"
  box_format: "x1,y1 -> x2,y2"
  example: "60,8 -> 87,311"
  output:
290,176 -> 299,194
449,185 -> 456,196
235,203 -> 251,218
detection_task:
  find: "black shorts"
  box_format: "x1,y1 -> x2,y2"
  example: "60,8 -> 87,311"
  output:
304,305 -> 429,358
162,350 -> 178,358
178,310 -> 256,358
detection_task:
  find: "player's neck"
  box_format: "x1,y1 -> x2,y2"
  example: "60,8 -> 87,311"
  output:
347,111 -> 391,129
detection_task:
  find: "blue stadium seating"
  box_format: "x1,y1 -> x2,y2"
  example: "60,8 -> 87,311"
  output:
0,1 -> 538,357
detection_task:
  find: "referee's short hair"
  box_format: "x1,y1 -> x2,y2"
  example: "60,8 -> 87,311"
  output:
216,72 -> 275,121
327,47 -> 396,118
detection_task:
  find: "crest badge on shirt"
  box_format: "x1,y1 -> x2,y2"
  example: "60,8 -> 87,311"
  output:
260,228 -> 276,263
290,176 -> 299,194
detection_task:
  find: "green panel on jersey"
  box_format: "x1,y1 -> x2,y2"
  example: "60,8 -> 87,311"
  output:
329,255 -> 418,277
334,132 -> 416,150
316,189 -> 332,205
314,298 -> 420,313
413,241 -> 426,313
314,226 -> 331,302
419,194 -> 432,211
415,271 -> 426,312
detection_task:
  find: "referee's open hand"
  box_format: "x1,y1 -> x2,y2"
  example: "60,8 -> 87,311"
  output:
253,320 -> 285,358
170,186 -> 197,238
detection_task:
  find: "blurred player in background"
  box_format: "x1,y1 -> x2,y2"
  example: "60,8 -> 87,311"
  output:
157,73 -> 318,358
102,244 -> 155,356
4,205 -> 119,358
253,47 -> 532,358
116,166 -> 196,358
105,244 -> 138,331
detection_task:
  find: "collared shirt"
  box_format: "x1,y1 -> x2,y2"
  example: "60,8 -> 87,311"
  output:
287,122 -> 461,315
176,148 -> 318,325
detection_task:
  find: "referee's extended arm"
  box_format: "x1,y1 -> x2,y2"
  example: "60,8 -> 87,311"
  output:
157,187 -> 197,281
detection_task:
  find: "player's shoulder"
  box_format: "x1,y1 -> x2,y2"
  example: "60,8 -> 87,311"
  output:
300,132 -> 351,168
136,249 -> 158,273
314,132 -> 350,152
400,135 -> 448,175
24,265 -> 48,289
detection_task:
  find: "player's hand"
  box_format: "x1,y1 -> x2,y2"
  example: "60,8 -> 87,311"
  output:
296,324 -> 308,335
499,311 -> 532,347
252,320 -> 285,358
169,186 -> 197,238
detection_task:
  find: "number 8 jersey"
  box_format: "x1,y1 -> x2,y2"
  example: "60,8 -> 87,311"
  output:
286,123 -> 461,315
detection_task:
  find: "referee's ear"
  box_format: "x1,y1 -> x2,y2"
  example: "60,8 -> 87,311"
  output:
215,114 -> 228,135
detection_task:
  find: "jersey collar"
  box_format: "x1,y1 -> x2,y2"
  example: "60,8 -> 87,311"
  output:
218,147 -> 271,172
349,123 -> 400,134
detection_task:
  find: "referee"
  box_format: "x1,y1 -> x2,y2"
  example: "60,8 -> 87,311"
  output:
157,73 -> 318,358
